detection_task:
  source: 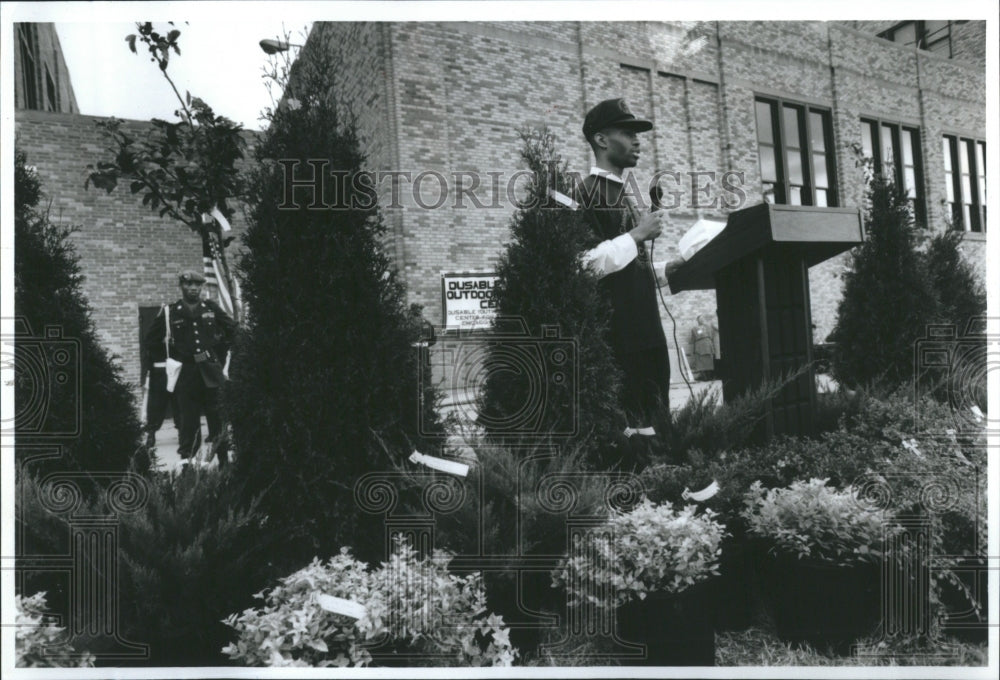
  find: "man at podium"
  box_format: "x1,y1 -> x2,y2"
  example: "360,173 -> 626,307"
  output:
574,98 -> 683,466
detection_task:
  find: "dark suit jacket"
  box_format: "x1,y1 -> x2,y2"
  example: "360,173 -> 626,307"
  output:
575,173 -> 667,355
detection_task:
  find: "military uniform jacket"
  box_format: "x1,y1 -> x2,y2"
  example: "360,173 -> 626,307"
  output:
143,299 -> 237,388
575,173 -> 667,355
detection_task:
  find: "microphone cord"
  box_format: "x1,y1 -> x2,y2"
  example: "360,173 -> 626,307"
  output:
648,237 -> 696,400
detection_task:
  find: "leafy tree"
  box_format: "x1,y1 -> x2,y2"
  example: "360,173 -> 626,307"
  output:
85,22 -> 245,319
478,128 -> 624,464
14,149 -> 146,475
226,28 -> 441,568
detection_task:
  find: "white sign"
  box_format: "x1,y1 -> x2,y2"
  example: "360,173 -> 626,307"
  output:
442,273 -> 498,330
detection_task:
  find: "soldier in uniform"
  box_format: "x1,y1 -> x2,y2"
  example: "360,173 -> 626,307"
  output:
143,271 -> 237,464
575,98 -> 684,466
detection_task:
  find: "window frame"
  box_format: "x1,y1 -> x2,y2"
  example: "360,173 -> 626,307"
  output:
943,134 -> 987,233
754,96 -> 838,208
17,24 -> 39,110
877,20 -> 953,58
860,117 -> 927,226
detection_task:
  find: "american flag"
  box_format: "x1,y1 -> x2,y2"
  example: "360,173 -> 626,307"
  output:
201,228 -> 241,321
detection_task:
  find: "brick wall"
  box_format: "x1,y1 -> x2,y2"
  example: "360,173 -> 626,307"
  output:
15,20 -> 986,400
14,109 -> 256,395
318,20 -> 986,369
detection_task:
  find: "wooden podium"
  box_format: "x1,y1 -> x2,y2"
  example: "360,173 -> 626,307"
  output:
668,204 -> 864,442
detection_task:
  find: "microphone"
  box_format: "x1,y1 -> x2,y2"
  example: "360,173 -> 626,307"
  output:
650,183 -> 664,212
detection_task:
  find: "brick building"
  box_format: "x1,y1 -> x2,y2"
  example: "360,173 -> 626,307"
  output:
13,22 -> 78,114
315,19 -> 987,369
13,20 -> 987,394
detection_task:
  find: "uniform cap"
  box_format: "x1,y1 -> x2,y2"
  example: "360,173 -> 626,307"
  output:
583,98 -> 653,139
178,270 -> 206,284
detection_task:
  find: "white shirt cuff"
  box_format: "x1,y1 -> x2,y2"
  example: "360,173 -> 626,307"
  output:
581,233 -> 638,278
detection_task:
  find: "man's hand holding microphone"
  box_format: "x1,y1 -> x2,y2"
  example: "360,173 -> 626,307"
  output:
629,206 -> 684,285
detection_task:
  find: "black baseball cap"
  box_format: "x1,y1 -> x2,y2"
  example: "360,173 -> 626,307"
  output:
583,98 -> 653,139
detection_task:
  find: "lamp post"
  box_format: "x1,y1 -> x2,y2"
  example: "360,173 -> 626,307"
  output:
259,38 -> 303,55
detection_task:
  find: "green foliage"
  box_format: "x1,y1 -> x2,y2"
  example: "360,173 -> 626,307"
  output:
14,149 -> 145,476
830,167 -> 942,389
226,27 -> 440,568
923,229 -> 986,336
85,22 -> 246,230
15,592 -> 96,668
17,467 -> 276,666
742,479 -> 893,565
223,538 -> 516,667
554,500 -> 725,607
478,128 -> 624,461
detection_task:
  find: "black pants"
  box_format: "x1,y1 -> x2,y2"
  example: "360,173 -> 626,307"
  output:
174,363 -> 222,459
145,367 -> 179,433
614,345 -> 671,429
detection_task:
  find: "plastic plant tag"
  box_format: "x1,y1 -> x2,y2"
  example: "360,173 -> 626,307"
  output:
682,479 -> 719,502
316,594 -> 367,619
548,189 -> 579,210
409,450 -> 469,477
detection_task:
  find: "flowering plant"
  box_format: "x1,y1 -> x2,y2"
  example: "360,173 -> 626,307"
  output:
15,592 -> 95,668
742,478 -> 893,566
223,537 -> 515,667
553,500 -> 726,609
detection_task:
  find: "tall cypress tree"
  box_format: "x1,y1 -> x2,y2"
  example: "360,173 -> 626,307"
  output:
226,32 -> 440,567
830,168 -> 941,389
478,129 -> 624,463
14,149 -> 146,476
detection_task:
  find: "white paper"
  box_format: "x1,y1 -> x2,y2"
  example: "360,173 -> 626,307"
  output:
682,479 -> 719,502
548,188 -> 579,210
316,593 -> 367,619
409,450 -> 469,477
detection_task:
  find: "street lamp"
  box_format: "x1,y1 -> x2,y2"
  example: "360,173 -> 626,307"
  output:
259,38 -> 303,55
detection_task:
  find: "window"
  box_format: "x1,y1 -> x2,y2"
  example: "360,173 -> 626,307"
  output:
755,97 -> 837,207
45,65 -> 57,112
860,118 -> 926,225
878,21 -> 952,57
944,135 -> 987,232
17,24 -> 38,109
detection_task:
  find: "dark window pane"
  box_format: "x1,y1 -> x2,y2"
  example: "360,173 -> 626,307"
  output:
783,106 -> 800,148
894,22 -> 917,45
755,101 -> 774,144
